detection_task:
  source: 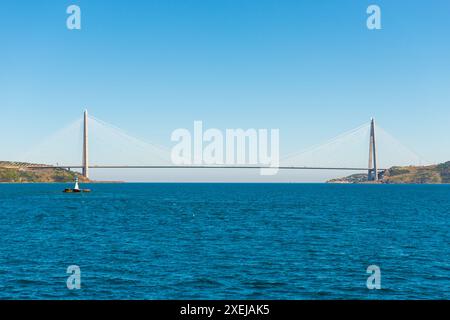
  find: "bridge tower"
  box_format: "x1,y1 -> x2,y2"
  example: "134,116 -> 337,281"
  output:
82,110 -> 89,179
368,118 -> 377,181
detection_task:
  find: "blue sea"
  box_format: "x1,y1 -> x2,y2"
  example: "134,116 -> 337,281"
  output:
0,183 -> 448,299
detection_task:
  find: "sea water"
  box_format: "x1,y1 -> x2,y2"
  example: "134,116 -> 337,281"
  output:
0,183 -> 448,299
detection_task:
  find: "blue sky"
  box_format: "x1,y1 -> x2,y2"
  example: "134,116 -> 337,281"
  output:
1,1 -> 450,181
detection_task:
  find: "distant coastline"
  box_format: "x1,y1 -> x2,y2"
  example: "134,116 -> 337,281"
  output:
328,161 -> 450,184
0,161 -> 90,183
0,161 -> 123,183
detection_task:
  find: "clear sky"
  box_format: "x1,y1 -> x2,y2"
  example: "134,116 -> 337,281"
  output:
1,1 -> 450,181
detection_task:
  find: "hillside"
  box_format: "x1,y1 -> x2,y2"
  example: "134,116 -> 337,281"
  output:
0,161 -> 89,183
328,161 -> 450,184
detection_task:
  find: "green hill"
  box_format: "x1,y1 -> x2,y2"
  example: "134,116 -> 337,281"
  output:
0,161 -> 89,183
328,161 -> 450,184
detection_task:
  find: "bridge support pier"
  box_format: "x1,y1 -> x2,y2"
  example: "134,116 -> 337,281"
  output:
82,110 -> 89,179
368,118 -> 377,181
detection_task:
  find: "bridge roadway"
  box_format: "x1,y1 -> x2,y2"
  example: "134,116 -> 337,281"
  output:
23,165 -> 386,171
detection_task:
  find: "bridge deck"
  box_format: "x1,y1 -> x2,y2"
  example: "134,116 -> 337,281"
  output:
23,165 -> 386,171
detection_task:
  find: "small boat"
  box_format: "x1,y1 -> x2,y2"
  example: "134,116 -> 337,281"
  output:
63,177 -> 91,193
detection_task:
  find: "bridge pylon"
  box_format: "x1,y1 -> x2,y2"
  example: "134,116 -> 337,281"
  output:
368,118 -> 377,181
82,110 -> 89,179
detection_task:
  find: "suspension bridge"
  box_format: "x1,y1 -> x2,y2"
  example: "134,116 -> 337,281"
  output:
10,110 -> 419,182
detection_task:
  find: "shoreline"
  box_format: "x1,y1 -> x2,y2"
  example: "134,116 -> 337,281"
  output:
1,181 -> 450,185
